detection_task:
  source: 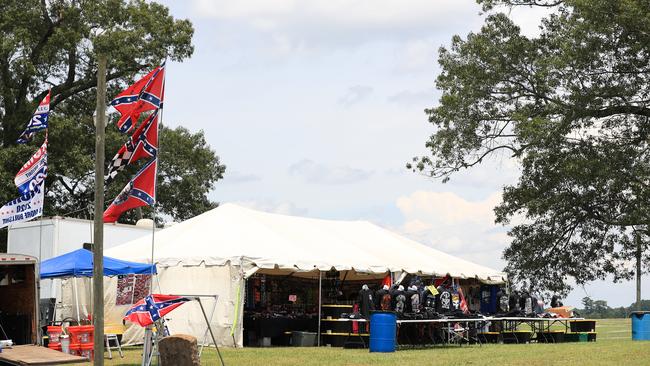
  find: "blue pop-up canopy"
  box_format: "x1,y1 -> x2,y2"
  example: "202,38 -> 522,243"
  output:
40,248 -> 157,279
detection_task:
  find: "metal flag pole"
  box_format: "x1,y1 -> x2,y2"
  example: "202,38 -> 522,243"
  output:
149,61 -> 165,295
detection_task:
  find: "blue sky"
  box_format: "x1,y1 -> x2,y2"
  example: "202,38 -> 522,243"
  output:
154,0 -> 648,307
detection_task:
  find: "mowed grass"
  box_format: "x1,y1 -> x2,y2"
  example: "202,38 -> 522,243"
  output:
79,318 -> 650,366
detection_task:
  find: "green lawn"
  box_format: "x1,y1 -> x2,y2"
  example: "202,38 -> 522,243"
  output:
86,319 -> 650,366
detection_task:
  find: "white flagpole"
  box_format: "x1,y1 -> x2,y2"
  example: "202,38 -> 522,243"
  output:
150,61 -> 165,295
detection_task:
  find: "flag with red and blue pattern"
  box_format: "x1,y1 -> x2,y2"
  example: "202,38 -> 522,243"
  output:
103,157 -> 157,223
110,63 -> 165,133
124,294 -> 190,327
105,109 -> 159,185
17,90 -> 50,144
15,137 -> 48,195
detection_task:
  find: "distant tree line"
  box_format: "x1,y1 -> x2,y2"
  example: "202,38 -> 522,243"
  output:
576,297 -> 650,318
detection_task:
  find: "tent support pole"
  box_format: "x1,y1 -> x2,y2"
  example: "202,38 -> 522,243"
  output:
317,270 -> 322,347
196,297 -> 225,366
130,275 -> 137,305
199,296 -> 218,355
73,277 -> 81,323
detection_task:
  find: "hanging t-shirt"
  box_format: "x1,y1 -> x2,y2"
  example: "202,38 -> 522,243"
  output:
437,288 -> 452,314
451,291 -> 461,311
498,294 -> 509,313
395,294 -> 406,313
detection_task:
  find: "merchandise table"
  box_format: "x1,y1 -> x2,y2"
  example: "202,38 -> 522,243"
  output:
332,316 -> 586,347
396,318 -> 490,347
491,317 -> 585,333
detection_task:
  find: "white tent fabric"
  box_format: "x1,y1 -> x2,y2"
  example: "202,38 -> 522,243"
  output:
107,203 -> 506,279
103,203 -> 506,346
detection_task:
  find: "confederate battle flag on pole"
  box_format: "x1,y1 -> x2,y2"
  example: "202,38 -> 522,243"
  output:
105,109 -> 159,185
17,90 -> 50,144
110,64 -> 165,133
103,157 -> 157,223
124,294 -> 190,327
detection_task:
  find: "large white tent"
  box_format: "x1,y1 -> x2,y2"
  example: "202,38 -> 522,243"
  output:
103,203 -> 506,346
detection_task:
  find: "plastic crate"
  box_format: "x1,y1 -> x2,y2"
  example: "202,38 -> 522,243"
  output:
536,331 -> 564,343
565,332 -> 589,342
292,331 -> 317,347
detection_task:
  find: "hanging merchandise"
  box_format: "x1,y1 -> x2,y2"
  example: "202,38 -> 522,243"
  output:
480,285 -> 498,314
497,288 -> 509,313
357,284 -> 374,318
436,286 -> 452,314
374,285 -> 389,310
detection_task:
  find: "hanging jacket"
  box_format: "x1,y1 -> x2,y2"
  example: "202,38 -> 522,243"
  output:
374,288 -> 388,309
357,288 -> 374,318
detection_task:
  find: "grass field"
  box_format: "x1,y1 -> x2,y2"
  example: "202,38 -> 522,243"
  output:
78,318 -> 650,366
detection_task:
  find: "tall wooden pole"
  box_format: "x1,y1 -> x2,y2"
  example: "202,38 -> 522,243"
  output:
636,233 -> 642,311
93,54 -> 107,366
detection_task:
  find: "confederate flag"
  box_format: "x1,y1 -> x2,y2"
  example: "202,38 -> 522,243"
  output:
105,110 -> 159,185
124,294 -> 190,327
110,63 -> 165,133
103,158 -> 157,223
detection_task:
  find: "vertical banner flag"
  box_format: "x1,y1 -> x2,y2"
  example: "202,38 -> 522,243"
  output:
15,138 -> 48,195
0,138 -> 48,229
17,90 -> 51,144
110,64 -> 165,133
103,158 -> 157,223
105,110 -> 159,184
0,181 -> 45,229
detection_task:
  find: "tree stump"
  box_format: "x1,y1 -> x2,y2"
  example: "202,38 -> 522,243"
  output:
159,334 -> 200,366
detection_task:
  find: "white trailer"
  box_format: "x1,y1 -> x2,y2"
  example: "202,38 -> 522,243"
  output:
7,216 -> 153,301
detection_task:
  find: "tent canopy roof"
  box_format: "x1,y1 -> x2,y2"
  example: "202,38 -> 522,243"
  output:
106,203 -> 506,282
40,248 -> 157,279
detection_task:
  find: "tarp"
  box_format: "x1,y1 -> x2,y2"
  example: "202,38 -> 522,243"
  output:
107,203 -> 506,280
40,248 -> 157,279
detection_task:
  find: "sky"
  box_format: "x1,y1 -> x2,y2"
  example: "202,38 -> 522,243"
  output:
154,0 -> 649,307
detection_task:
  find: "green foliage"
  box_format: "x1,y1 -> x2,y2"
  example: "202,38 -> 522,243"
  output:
0,1 -> 225,228
576,296 -> 650,318
410,0 -> 650,294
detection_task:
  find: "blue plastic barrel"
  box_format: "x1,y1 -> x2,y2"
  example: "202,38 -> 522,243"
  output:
631,311 -> 650,340
369,311 -> 397,352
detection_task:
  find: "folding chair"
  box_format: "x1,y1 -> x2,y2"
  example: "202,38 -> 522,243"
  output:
443,322 -> 468,346
105,324 -> 124,359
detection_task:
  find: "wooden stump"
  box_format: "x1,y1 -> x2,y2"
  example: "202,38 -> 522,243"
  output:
159,334 -> 200,366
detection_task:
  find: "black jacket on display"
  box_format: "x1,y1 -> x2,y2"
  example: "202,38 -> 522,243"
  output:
375,288 -> 388,309
357,288 -> 374,318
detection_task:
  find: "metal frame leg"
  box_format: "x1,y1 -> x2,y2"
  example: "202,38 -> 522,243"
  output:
106,335 -> 112,360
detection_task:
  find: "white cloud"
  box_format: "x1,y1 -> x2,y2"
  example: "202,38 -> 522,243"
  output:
190,0 -> 483,49
396,190 -> 508,269
222,171 -> 262,184
233,199 -> 308,216
338,85 -> 373,106
387,88 -> 434,105
289,159 -> 374,185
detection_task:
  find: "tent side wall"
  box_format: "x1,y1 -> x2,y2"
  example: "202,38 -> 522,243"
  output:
102,262 -> 245,347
